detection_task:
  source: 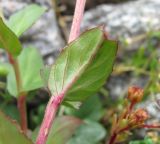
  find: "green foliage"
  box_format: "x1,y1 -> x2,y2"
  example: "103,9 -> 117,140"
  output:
45,27 -> 117,101
0,104 -> 19,122
67,120 -> 106,144
47,116 -> 82,144
7,47 -> 44,97
0,62 -> 10,76
129,138 -> 154,144
7,4 -> 46,37
32,116 -> 82,144
0,18 -> 22,56
65,95 -> 104,121
0,111 -> 33,144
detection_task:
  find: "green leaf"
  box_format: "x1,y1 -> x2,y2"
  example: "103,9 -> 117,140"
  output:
32,116 -> 82,144
0,18 -> 22,56
40,66 -> 52,88
0,62 -> 11,76
7,4 -> 46,37
129,138 -> 154,144
47,116 -> 82,144
7,47 -> 44,97
0,104 -> 19,122
46,27 -> 117,101
67,120 -> 106,144
65,95 -> 104,121
0,111 -> 33,144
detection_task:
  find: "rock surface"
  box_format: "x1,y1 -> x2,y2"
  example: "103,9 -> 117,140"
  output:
0,0 -> 160,96
1,0 -> 65,64
1,0 -> 160,59
81,0 -> 160,49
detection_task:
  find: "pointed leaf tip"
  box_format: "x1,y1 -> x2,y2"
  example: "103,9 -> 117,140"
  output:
0,18 -> 22,56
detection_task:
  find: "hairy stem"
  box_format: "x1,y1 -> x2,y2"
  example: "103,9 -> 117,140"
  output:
36,0 -> 86,143
8,53 -> 28,133
68,0 -> 86,42
36,94 -> 64,144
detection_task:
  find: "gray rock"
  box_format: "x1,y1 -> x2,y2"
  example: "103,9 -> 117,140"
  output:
1,0 -> 65,64
81,0 -> 160,49
107,74 -> 149,99
23,9 -> 65,59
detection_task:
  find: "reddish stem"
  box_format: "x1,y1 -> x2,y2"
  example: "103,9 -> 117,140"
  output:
141,124 -> 160,129
36,94 -> 64,144
18,93 -> 28,133
36,0 -> 86,144
68,0 -> 86,43
108,124 -> 131,144
108,133 -> 117,144
8,54 -> 21,92
8,53 -> 28,133
129,101 -> 135,112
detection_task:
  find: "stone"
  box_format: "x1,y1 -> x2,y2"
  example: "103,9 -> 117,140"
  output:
0,0 -> 65,64
81,0 -> 160,49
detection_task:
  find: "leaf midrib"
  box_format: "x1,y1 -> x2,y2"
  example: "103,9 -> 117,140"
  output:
57,36 -> 104,96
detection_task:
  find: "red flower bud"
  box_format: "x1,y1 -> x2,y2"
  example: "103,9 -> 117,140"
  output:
129,108 -> 149,125
127,86 -> 144,103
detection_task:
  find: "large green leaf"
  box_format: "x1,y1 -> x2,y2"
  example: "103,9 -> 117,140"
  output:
7,4 -> 46,37
7,47 -> 44,97
47,116 -> 82,144
0,18 -> 22,56
46,27 -> 117,101
67,120 -> 106,144
0,111 -> 33,144
32,116 -> 82,144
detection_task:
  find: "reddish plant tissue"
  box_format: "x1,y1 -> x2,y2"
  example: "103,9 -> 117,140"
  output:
107,86 -> 160,144
36,0 -> 86,144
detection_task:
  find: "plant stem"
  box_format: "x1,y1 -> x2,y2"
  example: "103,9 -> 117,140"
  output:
108,133 -> 117,144
141,124 -> 160,129
36,0 -> 86,143
8,53 -> 28,133
36,94 -> 64,144
68,0 -> 86,43
17,93 -> 28,133
8,54 -> 22,92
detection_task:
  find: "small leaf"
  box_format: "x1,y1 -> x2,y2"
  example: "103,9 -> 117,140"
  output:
0,111 -> 33,144
45,27 -> 117,101
7,47 -> 44,97
65,95 -> 104,121
67,120 -> 106,144
7,4 -> 46,37
0,62 -> 11,76
0,18 -> 22,56
129,138 -> 153,144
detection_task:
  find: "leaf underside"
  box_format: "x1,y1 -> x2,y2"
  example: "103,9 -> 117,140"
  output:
44,27 -> 118,101
0,111 -> 33,144
47,116 -> 82,144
